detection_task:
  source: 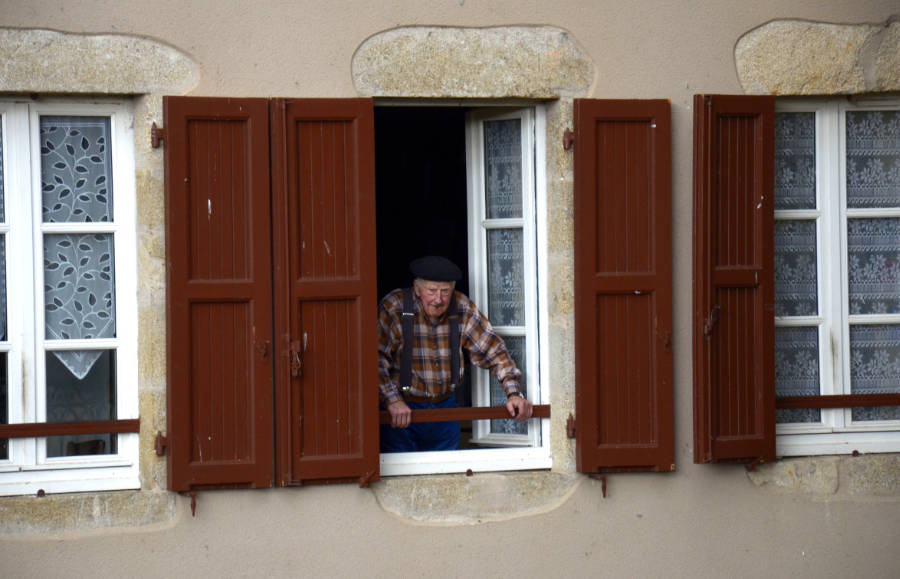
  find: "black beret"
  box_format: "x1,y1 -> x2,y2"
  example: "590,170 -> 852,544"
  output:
409,256 -> 462,282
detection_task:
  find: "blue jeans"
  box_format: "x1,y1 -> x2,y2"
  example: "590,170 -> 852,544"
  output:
380,396 -> 461,452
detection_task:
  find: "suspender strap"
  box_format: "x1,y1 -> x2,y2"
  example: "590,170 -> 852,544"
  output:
400,288 -> 415,394
447,294 -> 460,390
399,288 -> 461,397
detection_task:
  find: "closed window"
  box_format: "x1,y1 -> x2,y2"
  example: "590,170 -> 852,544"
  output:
0,99 -> 139,496
775,98 -> 900,455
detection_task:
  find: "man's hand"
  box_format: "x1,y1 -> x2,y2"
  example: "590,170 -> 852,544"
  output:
505,395 -> 533,422
387,400 -> 412,428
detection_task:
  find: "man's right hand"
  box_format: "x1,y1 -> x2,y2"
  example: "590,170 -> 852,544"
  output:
387,400 -> 412,428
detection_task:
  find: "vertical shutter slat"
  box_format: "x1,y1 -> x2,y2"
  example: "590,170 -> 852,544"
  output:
692,94 -> 776,464
165,97 -> 274,491
574,99 -> 674,473
273,99 -> 379,485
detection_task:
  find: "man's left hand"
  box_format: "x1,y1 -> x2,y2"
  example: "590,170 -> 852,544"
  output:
505,395 -> 533,422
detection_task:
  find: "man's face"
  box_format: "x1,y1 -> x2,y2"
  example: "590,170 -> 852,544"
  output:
414,280 -> 454,321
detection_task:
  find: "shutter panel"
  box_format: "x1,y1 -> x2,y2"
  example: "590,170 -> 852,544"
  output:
574,99 -> 674,473
272,99 -> 379,485
692,94 -> 776,464
164,97 -> 274,490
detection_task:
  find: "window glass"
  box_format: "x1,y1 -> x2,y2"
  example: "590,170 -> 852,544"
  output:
486,228 -> 525,326
45,350 -> 116,457
774,327 -> 821,424
846,110 -> 900,209
40,116 -> 113,223
490,335 -> 527,435
847,218 -> 900,314
484,119 -> 522,219
849,325 -> 900,421
775,112 -> 816,210
774,220 -> 818,316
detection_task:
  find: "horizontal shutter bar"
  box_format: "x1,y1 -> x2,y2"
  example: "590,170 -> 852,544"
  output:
0,419 -> 140,439
777,394 -> 900,409
379,404 -> 550,424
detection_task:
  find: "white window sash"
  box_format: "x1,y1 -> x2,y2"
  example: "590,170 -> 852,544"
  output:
776,98 -> 900,456
0,99 -> 139,495
380,104 -> 550,476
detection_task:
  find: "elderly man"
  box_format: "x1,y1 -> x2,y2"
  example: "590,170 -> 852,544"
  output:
377,255 -> 533,452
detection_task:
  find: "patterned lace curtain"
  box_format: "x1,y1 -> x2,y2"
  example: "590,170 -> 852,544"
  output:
846,110 -> 900,420
774,112 -> 820,423
41,116 -> 116,380
483,119 -> 527,435
1,124 -> 6,343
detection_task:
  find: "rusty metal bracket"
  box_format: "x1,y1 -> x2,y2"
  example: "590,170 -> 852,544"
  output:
589,474 -> 607,498
566,413 -> 576,439
155,432 -> 167,456
151,122 -> 165,149
180,491 -> 197,516
745,456 -> 764,472
358,470 -> 377,488
563,129 -> 575,151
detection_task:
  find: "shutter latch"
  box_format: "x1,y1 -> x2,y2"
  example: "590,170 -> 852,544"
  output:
566,413 -> 576,438
703,304 -> 721,337
290,333 -> 308,377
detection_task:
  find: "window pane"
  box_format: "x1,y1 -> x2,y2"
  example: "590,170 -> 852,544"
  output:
847,218 -> 900,314
849,325 -> 900,421
0,235 -> 5,342
45,349 -> 116,458
1,353 -> 6,460
775,112 -> 816,210
483,119 -> 522,219
775,220 -> 818,316
490,336 -> 527,435
775,327 -> 821,423
40,116 -> 113,223
846,110 -> 900,209
486,228 -> 524,326
0,118 -> 5,222
44,233 -> 116,380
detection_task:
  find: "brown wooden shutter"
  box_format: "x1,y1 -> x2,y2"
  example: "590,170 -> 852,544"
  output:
164,97 -> 275,491
574,99 -> 674,473
692,94 -> 776,464
272,99 -> 379,486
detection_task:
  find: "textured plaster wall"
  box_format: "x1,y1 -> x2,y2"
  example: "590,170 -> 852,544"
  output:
1,2 -> 900,547
0,28 -> 196,533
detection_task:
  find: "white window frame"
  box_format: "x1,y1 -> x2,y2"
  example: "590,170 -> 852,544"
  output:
776,97 -> 900,457
0,98 -> 139,495
379,104 -> 551,476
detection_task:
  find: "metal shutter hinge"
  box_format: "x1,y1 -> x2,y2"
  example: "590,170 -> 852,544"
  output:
151,123 -> 165,148
563,129 -> 575,151
566,413 -> 576,438
155,431 -> 168,456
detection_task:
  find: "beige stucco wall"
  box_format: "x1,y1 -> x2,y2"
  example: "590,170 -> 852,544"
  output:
2,2 -> 900,577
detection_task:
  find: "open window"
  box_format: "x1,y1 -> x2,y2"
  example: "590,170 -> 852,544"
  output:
162,96 -> 675,491
373,104 -> 550,475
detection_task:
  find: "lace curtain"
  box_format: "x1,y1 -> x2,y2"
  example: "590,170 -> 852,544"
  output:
40,116 -> 116,380
484,119 -> 522,219
1,125 -> 6,343
847,111 -> 900,208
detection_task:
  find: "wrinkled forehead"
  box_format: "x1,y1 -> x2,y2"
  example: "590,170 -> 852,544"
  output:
415,279 -> 455,292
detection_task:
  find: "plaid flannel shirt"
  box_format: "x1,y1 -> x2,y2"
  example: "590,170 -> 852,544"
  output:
377,288 -> 522,405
